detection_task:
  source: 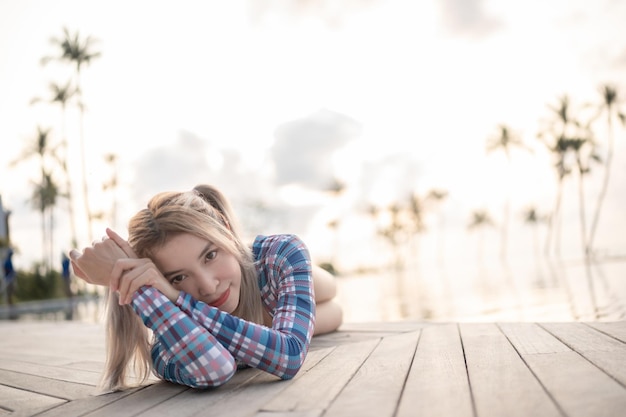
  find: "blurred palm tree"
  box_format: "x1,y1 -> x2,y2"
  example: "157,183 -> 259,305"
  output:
541,95 -> 599,259
368,202 -> 410,271
323,177 -> 346,271
10,126 -> 53,168
538,95 -> 577,257
31,170 -> 60,274
467,209 -> 494,264
425,189 -> 448,266
522,206 -> 545,261
406,193 -> 426,269
11,127 -> 57,272
486,124 -> 530,262
407,193 -> 426,236
102,153 -> 119,230
565,134 -> 601,258
588,84 -> 626,256
42,27 -> 101,243
31,80 -> 79,247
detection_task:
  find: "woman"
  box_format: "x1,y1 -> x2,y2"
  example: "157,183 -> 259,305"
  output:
70,185 -> 343,391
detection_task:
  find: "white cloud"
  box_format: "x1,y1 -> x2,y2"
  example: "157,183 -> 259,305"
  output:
271,109 -> 362,189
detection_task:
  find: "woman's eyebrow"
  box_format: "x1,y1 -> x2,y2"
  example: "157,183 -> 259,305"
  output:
162,267 -> 182,279
198,242 -> 214,261
163,242 -> 214,278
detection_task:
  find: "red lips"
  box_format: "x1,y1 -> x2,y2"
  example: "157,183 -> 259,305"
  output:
209,287 -> 231,308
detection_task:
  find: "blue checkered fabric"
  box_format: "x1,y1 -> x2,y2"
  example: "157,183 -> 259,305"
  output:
131,234 -> 315,388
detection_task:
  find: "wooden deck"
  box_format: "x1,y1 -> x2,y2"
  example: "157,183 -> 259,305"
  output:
1,320 -> 625,417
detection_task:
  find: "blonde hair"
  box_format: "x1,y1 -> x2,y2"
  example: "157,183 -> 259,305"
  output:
100,184 -> 264,391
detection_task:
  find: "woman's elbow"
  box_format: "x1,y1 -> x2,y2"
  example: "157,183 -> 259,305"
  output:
276,355 -> 307,380
279,370 -> 297,381
188,356 -> 237,389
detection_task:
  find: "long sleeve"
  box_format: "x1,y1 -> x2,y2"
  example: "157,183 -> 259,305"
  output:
131,287 -> 236,388
177,235 -> 316,379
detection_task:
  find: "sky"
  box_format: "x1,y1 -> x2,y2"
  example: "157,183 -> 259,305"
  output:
1,0 -> 626,271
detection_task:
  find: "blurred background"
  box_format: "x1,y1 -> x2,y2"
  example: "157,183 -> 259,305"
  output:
1,0 -> 625,323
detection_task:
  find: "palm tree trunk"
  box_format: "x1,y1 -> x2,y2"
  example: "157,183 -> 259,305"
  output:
437,212 -> 445,267
60,109 -> 78,248
48,207 -> 54,274
576,162 -> 589,258
577,167 -> 598,319
77,74 -> 93,243
64,162 -> 78,248
587,116 -> 614,256
501,198 -> 509,263
41,208 -> 48,274
545,178 -> 564,257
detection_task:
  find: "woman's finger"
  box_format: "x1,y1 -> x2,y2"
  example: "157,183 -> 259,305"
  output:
115,260 -> 173,305
116,261 -> 150,305
71,260 -> 87,281
109,257 -> 141,293
69,250 -> 89,281
106,228 -> 138,258
70,241 -> 126,287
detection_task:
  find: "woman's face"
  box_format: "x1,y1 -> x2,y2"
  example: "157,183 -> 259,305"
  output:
152,232 -> 241,313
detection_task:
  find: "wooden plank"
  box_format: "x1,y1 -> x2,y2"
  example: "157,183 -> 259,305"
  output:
497,322 -> 571,355
256,412 -> 319,417
323,331 -> 419,417
83,382 -> 188,417
0,369 -> 95,401
337,321 -> 424,333
60,360 -> 106,373
260,337 -> 381,414
34,387 -> 141,417
309,330 -> 400,349
500,323 -> 626,417
541,322 -> 626,386
0,384 -> 66,415
0,359 -> 100,385
121,367 -> 260,417
396,324 -> 473,417
587,321 -> 626,343
460,323 -> 561,417
138,347 -> 332,417
1,321 -> 625,417
0,353 -> 73,368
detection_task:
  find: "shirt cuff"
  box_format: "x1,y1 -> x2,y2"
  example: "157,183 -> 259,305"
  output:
130,286 -> 173,324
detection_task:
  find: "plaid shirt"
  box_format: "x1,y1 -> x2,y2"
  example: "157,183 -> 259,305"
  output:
131,234 -> 316,388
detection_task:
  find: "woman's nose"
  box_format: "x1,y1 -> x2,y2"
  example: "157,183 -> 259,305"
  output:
198,272 -> 219,296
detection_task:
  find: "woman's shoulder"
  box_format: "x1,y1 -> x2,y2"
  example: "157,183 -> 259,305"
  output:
252,234 -> 308,262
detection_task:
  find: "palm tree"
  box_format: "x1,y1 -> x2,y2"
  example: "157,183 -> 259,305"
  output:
588,84 -> 626,256
486,124 -> 530,262
31,80 -> 79,247
566,134 -> 601,258
425,189 -> 448,265
407,193 -> 426,236
368,202 -> 410,271
102,153 -> 119,230
522,206 -> 544,261
31,170 -> 60,273
467,209 -> 494,264
406,193 -> 426,270
42,27 -> 101,242
539,92 -> 600,259
11,126 -> 56,271
538,95 -> 577,257
323,177 -> 346,270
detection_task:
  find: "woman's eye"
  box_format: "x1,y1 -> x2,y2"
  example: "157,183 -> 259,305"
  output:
171,275 -> 187,285
206,250 -> 218,261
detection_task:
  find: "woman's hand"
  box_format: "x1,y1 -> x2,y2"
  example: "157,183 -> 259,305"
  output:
69,229 -> 131,287
110,258 -> 180,305
71,228 -> 179,304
